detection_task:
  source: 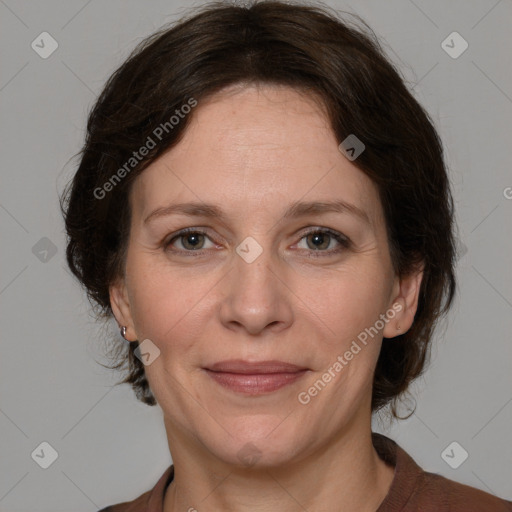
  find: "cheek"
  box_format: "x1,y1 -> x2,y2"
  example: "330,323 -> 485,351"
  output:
125,243 -> 392,356
295,264 -> 391,343
126,254 -> 219,343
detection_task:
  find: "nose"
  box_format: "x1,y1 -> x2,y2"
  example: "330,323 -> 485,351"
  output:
219,247 -> 294,336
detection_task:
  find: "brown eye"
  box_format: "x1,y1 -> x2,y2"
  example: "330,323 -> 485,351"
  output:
166,229 -> 214,253
179,232 -> 206,250
296,228 -> 349,256
305,231 -> 331,250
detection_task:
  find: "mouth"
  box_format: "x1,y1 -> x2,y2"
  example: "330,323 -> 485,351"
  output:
202,359 -> 310,395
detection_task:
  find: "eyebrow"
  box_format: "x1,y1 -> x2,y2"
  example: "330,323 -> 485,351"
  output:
143,199 -> 371,226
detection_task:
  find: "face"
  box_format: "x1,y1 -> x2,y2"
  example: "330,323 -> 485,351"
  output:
111,84 -> 421,468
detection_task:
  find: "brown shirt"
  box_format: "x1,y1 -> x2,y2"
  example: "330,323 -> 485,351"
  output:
99,433 -> 512,511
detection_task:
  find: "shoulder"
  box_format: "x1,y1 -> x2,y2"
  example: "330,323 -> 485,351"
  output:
96,465 -> 174,512
413,470 -> 512,511
372,433 -> 512,512
97,490 -> 151,512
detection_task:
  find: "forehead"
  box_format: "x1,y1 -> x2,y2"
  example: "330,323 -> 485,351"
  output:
130,84 -> 383,230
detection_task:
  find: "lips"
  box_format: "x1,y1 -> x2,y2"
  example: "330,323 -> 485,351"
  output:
205,359 -> 308,374
203,359 -> 309,395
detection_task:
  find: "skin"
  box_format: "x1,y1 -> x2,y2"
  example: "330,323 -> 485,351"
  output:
110,83 -> 423,512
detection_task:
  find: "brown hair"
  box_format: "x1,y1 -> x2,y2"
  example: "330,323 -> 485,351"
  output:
60,0 -> 456,418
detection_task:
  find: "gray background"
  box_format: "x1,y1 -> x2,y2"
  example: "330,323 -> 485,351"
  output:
1,0 -> 511,510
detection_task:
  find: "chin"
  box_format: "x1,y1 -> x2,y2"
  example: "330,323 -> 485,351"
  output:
203,416 -> 308,469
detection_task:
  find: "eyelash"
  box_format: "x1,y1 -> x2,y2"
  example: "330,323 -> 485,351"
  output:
164,227 -> 350,258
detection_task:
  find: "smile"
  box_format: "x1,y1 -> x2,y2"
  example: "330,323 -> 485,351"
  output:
202,359 -> 310,395
203,369 -> 309,395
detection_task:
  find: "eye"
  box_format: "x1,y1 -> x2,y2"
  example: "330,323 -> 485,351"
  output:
165,228 -> 216,253
164,227 -> 350,257
295,228 -> 349,256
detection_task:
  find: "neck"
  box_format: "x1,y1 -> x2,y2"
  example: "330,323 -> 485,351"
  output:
163,423 -> 395,512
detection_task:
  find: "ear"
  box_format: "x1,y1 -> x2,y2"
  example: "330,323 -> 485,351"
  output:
383,264 -> 424,339
110,278 -> 136,342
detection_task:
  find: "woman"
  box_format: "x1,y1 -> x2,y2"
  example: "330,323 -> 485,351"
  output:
60,1 -> 512,510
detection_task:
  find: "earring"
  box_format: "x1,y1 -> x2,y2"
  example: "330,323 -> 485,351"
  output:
120,326 -> 128,340
397,325 -> 401,331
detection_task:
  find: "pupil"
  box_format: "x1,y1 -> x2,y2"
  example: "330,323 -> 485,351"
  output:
310,233 -> 327,250
186,233 -> 202,248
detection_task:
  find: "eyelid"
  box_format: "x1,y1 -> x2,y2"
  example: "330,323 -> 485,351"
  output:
164,227 -> 215,252
164,226 -> 350,255
298,227 -> 349,244
293,227 -> 350,256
